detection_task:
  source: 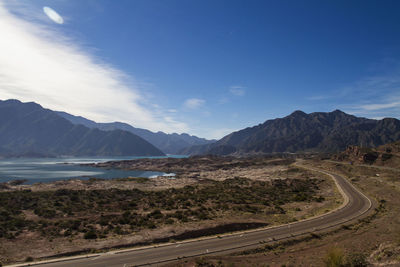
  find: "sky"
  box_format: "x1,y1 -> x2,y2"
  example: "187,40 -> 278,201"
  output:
1,0 -> 400,139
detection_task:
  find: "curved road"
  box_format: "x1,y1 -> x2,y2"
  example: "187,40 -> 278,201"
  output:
11,166 -> 372,267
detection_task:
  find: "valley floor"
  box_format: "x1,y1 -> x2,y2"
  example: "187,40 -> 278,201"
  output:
0,156 -> 340,265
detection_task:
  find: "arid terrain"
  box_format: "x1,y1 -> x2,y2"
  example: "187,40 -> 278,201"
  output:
169,156 -> 400,267
0,156 -> 340,265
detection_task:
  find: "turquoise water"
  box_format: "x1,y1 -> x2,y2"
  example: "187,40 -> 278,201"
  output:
0,155 -> 186,184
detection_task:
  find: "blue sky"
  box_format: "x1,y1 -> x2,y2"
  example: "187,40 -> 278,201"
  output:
1,0 -> 400,139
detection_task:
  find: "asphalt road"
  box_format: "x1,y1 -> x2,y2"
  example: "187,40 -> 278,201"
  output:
13,167 -> 372,267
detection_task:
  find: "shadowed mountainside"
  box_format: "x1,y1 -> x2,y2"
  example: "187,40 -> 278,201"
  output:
0,99 -> 165,157
57,111 -> 215,154
181,110 -> 400,155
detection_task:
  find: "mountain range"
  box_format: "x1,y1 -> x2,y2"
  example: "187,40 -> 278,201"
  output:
56,111 -> 215,154
0,99 -> 165,157
181,110 -> 400,155
1,99 -> 400,158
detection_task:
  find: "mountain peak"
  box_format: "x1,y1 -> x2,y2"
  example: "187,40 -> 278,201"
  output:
3,99 -> 21,104
289,110 -> 307,117
331,109 -> 346,114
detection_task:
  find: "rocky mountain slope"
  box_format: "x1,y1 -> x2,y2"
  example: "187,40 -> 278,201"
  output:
182,110 -> 400,155
0,100 -> 165,157
57,111 -> 215,154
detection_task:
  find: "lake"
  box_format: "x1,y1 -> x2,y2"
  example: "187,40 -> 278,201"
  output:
0,156 -> 185,184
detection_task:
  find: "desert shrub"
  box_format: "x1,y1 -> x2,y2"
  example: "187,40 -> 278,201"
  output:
34,208 -> 56,218
195,257 -> 216,267
165,218 -> 174,224
0,175 -> 322,238
173,210 -> 184,220
84,229 -> 97,239
113,226 -> 125,235
381,153 -> 392,161
344,252 -> 368,267
148,209 -> 163,219
363,152 -> 379,164
288,167 -> 301,172
63,229 -> 72,237
324,247 -> 345,267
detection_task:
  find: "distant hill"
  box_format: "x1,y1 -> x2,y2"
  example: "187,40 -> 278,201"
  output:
182,110 -> 400,155
57,111 -> 215,154
0,99 -> 165,157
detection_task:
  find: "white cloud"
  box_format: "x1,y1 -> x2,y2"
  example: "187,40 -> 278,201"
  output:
229,86 -> 245,96
0,2 -> 189,134
43,6 -> 64,24
183,98 -> 205,109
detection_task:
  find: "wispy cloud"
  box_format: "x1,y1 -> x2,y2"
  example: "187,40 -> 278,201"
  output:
0,1 -> 188,133
229,86 -> 246,96
357,100 -> 400,111
338,69 -> 400,118
218,85 -> 246,105
304,61 -> 400,120
306,95 -> 332,101
183,98 -> 205,109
